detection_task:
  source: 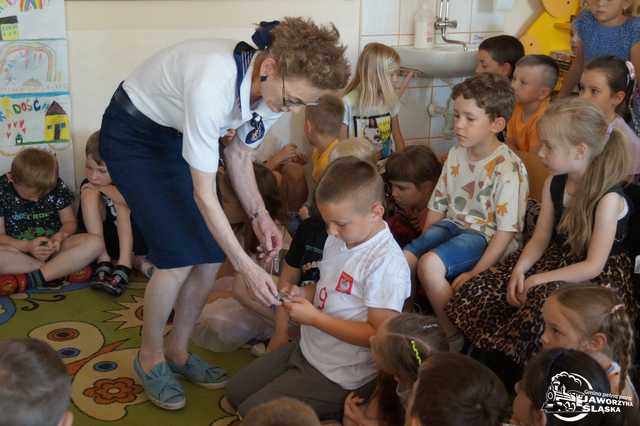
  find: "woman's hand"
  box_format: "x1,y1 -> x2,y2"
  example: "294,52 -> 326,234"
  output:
239,261 -> 279,306
251,210 -> 283,260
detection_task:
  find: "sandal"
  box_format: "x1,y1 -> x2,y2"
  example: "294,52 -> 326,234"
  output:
109,265 -> 131,295
91,261 -> 122,296
133,355 -> 185,410
167,353 -> 228,389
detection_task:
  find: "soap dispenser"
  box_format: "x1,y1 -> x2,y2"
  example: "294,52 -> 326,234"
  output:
414,1 -> 432,49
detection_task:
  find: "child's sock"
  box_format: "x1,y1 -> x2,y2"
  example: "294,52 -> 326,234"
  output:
26,270 -> 45,289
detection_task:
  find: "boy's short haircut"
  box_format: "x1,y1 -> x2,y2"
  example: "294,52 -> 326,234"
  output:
451,73 -> 516,122
329,137 -> 377,164
385,145 -> 442,186
516,54 -> 560,89
85,130 -> 103,164
242,398 -> 321,426
305,94 -> 345,138
10,148 -> 58,196
0,338 -> 71,426
316,156 -> 384,213
478,35 -> 525,77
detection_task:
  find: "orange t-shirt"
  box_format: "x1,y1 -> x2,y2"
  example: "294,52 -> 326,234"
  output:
507,99 -> 550,153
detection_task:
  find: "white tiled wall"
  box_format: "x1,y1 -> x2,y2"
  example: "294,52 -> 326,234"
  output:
359,0 -> 514,155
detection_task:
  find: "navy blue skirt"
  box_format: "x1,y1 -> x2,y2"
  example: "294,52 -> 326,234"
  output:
99,86 -> 224,269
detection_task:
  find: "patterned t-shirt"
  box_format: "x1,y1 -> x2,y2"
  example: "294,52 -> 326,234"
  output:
428,144 -> 529,254
0,174 -> 74,240
342,90 -> 400,162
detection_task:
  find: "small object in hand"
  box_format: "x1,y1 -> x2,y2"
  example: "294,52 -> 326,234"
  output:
39,240 -> 49,247
277,291 -> 291,302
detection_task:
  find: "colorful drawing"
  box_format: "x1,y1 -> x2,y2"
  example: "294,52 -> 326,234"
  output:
0,91 -> 71,145
0,0 -> 64,40
0,16 -> 18,40
0,40 -> 68,93
43,100 -> 67,141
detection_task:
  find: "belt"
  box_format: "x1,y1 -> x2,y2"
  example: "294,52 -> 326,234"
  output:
112,84 -> 152,124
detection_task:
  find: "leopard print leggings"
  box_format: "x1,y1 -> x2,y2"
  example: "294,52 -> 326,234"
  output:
446,241 -> 637,365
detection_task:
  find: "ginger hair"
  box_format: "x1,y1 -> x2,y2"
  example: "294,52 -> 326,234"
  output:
269,17 -> 350,90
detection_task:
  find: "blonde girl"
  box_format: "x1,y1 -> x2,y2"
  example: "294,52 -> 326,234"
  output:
447,97 -> 637,365
579,55 -> 640,174
342,314 -> 447,426
340,43 -> 406,163
559,0 -> 640,97
541,284 -> 638,403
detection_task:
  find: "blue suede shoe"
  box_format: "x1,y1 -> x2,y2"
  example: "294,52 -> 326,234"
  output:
167,353 -> 228,389
133,355 -> 185,410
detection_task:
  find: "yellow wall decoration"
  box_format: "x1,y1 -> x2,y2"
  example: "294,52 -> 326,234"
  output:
519,0 -> 580,55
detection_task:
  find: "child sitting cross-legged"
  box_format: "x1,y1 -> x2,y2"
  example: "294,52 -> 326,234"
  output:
79,130 -> 154,295
225,157 -> 411,421
404,73 -> 529,352
0,148 -> 103,288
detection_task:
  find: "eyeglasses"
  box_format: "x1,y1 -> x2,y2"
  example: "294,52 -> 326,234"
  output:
281,67 -> 319,108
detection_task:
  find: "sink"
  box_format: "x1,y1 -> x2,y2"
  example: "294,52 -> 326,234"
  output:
397,45 -> 477,79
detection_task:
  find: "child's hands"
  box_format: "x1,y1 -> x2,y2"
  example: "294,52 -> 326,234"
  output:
507,268 -> 525,306
508,269 -> 543,306
290,152 -> 307,165
283,296 -> 319,325
29,237 -> 54,261
279,284 -> 304,299
49,233 -> 66,253
80,182 -> 98,193
451,271 -> 475,292
271,144 -> 299,168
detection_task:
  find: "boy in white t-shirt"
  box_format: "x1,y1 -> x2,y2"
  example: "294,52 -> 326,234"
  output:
225,157 -> 411,421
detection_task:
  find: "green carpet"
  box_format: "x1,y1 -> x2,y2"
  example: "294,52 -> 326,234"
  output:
0,276 -> 252,425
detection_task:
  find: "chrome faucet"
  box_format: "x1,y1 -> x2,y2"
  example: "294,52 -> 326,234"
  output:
434,0 -> 468,50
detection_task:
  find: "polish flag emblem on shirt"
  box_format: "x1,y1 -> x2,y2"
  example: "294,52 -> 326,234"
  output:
336,271 -> 354,295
